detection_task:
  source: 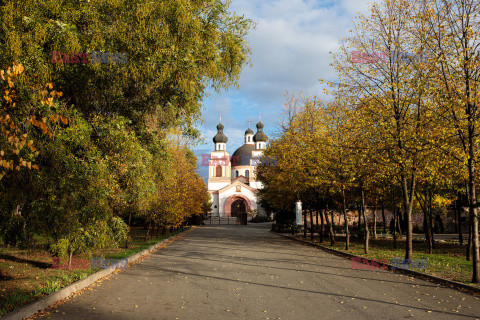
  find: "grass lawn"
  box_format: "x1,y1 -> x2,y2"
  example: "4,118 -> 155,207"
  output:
0,226 -> 190,317
292,232 -> 479,288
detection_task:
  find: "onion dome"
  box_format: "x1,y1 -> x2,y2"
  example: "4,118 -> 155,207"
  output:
213,123 -> 228,143
245,127 -> 254,135
253,121 -> 268,142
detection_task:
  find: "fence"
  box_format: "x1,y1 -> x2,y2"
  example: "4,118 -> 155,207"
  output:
203,216 -> 241,225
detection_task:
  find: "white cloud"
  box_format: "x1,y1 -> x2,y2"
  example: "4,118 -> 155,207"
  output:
198,0 -> 372,151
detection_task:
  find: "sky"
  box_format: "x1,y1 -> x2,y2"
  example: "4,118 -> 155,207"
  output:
196,0 -> 371,156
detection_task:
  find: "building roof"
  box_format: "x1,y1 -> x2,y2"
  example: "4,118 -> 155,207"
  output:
245,127 -> 254,135
231,144 -> 255,166
212,179 -> 258,194
253,121 -> 268,142
213,122 -> 228,143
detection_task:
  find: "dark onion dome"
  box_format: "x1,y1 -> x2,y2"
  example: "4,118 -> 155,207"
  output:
245,127 -> 254,135
253,121 -> 268,142
231,144 -> 255,166
213,122 -> 228,143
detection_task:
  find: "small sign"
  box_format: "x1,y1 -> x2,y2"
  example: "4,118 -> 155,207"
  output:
236,185 -> 241,192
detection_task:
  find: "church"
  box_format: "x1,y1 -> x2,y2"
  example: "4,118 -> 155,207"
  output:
207,120 -> 268,219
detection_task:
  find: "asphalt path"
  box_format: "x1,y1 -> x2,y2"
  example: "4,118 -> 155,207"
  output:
33,224 -> 480,320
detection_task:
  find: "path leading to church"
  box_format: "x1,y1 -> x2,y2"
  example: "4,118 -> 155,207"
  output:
34,224 -> 480,320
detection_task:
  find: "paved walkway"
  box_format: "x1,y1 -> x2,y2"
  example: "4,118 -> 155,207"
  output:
34,224 -> 480,320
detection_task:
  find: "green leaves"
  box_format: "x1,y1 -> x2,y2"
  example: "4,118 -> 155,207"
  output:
0,0 -> 253,136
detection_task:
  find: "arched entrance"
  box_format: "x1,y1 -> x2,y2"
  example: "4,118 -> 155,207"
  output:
231,199 -> 246,217
224,194 -> 251,225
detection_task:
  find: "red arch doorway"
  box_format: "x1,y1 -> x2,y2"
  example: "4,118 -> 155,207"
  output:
224,195 -> 251,225
231,199 -> 246,217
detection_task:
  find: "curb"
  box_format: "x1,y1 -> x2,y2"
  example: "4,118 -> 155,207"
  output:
3,228 -> 193,320
273,231 -> 480,296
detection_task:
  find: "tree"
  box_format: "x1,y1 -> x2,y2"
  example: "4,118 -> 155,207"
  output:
0,0 -> 254,138
331,0 -> 437,261
413,0 -> 480,283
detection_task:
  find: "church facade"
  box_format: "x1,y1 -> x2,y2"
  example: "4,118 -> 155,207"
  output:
207,121 -> 268,218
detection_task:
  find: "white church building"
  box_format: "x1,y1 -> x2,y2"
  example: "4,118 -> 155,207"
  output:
207,121 -> 268,218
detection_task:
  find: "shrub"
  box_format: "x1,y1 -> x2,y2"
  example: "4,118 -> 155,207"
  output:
250,215 -> 271,223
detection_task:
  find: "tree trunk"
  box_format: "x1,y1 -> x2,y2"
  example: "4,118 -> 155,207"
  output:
319,207 -> 325,243
126,210 -> 132,248
454,200 -> 458,234
382,203 -> 386,234
398,215 -> 403,236
467,220 -> 473,261
145,218 -> 152,240
361,186 -> 369,255
310,208 -> 314,241
373,199 -> 377,240
356,203 -> 362,230
457,199 -> 463,245
342,185 -> 350,250
428,189 -> 435,250
331,209 -> 335,237
68,250 -> 73,270
393,206 -> 397,249
325,206 -> 335,246
467,144 -> 480,282
401,173 -> 415,261
423,209 -> 433,254
303,208 -> 307,239
316,210 -> 319,240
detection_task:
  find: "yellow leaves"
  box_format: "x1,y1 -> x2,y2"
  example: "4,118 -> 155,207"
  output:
10,62 -> 24,77
18,158 -> 27,167
0,63 -> 62,180
61,116 -> 69,125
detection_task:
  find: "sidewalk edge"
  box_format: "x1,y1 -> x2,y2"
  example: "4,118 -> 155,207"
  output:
273,231 -> 480,296
3,228 -> 193,320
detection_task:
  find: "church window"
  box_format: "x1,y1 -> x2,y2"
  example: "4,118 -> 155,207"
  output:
215,165 -> 222,177
245,170 -> 250,178
236,170 -> 239,178
248,136 -> 251,142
